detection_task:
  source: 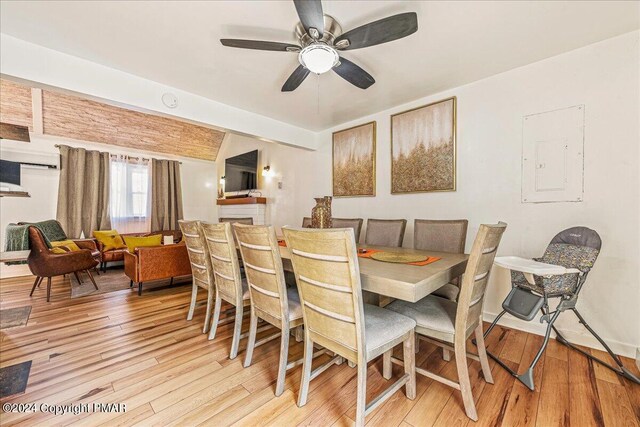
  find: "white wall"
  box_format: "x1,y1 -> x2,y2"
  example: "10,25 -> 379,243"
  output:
0,135 -> 217,278
215,31 -> 640,356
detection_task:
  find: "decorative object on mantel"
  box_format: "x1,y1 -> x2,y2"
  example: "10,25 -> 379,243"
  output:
311,196 -> 332,228
333,121 -> 376,198
391,97 -> 456,193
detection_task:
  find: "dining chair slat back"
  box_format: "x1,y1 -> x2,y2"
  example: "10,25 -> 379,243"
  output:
200,222 -> 243,305
233,224 -> 288,325
457,222 -> 507,332
178,219 -> 215,334
365,219 -> 407,247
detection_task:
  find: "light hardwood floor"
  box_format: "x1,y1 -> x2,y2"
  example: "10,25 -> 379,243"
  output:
0,274 -> 638,426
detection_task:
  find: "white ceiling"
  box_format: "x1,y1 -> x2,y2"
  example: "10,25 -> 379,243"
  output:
1,1 -> 638,132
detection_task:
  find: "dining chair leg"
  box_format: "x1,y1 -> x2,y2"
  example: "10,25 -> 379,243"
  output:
46,277 -> 52,302
138,282 -> 144,296
85,270 -> 99,290
294,325 -> 304,342
187,283 -> 198,321
297,332 -> 314,407
229,304 -> 243,359
383,349 -> 393,380
37,277 -> 42,287
403,330 -> 416,399
442,348 -> 451,361
73,271 -> 82,285
243,308 -> 258,368
355,361 -> 367,427
455,338 -> 478,421
475,322 -> 494,384
208,293 -> 222,341
202,288 -> 214,334
29,277 -> 41,296
415,333 -> 420,353
130,280 -> 133,288
275,324 -> 290,396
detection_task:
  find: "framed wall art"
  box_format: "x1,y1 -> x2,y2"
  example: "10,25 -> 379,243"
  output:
391,97 -> 456,193
332,121 -> 376,197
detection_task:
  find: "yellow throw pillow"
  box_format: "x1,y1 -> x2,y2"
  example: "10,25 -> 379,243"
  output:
123,234 -> 162,253
51,240 -> 81,251
50,247 -> 67,254
93,230 -> 127,251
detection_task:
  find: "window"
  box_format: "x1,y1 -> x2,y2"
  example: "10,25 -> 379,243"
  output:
110,155 -> 151,233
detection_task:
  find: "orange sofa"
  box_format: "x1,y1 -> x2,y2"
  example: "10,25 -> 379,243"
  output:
124,242 -> 191,295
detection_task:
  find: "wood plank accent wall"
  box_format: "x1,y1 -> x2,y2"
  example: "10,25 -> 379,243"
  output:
0,79 -> 33,130
41,90 -> 224,161
0,78 -> 224,160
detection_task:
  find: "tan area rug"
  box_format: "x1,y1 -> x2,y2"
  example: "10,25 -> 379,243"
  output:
0,306 -> 32,329
70,269 -> 192,298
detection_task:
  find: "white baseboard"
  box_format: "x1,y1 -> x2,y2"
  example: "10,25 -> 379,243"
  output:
636,348 -> 640,371
483,310 -> 637,359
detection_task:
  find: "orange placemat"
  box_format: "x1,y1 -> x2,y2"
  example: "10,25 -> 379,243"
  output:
357,248 -> 440,266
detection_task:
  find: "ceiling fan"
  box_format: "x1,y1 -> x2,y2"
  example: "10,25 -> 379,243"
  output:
220,0 -> 418,92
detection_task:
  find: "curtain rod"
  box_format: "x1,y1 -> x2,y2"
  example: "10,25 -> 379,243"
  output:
54,144 -> 182,164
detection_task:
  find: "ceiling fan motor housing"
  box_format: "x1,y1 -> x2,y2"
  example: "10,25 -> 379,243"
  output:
295,15 -> 342,47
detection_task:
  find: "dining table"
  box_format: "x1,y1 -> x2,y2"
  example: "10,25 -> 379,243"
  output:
279,244 -> 468,303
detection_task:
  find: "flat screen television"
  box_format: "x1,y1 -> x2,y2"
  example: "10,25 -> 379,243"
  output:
224,150 -> 258,193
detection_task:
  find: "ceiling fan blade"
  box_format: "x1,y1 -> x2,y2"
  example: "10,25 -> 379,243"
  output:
334,12 -> 417,50
282,65 -> 311,92
293,0 -> 324,37
333,57 -> 375,89
220,39 -> 301,52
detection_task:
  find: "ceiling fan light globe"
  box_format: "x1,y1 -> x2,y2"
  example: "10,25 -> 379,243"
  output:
298,44 -> 338,74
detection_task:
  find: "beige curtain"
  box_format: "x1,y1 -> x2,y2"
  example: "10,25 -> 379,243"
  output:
56,145 -> 111,238
151,159 -> 183,231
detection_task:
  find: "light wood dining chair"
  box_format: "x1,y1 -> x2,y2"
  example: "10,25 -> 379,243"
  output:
365,219 -> 407,247
414,219 -> 468,301
178,220 -> 215,334
282,226 -> 417,427
386,222 -> 507,421
233,223 -> 310,396
332,218 -> 364,242
200,221 -> 251,358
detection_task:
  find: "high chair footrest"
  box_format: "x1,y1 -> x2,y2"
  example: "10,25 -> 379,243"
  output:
502,288 -> 544,321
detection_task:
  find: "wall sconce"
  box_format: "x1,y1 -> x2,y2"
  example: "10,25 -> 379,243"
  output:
219,176 -> 226,185
262,166 -> 273,177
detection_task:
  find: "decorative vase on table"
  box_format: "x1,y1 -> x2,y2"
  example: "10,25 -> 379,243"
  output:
311,196 -> 332,229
